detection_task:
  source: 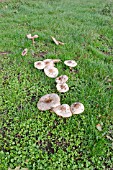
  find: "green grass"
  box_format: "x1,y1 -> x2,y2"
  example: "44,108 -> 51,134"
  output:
0,0 -> 113,169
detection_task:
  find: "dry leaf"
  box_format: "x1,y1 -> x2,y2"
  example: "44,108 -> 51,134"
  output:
51,36 -> 64,45
22,48 -> 28,56
51,36 -> 59,45
96,124 -> 102,131
15,166 -> 20,170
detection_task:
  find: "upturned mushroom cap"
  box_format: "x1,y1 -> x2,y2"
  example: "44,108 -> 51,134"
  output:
37,93 -> 60,111
34,61 -> 45,70
56,83 -> 69,93
64,60 -> 77,67
70,102 -> 84,114
43,59 -> 54,67
44,66 -> 58,78
52,104 -> 72,118
55,75 -> 68,84
22,48 -> 28,56
27,34 -> 39,39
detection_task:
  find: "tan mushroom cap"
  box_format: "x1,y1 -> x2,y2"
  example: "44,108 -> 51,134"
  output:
22,48 -> 28,56
34,61 -> 45,70
52,59 -> 61,63
56,83 -> 69,93
52,104 -> 72,118
70,102 -> 84,114
55,75 -> 68,84
27,34 -> 39,39
64,60 -> 77,67
44,66 -> 58,78
43,59 -> 54,67
37,93 -> 60,111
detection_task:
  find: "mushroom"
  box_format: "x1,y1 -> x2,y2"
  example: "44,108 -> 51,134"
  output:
34,61 -> 45,70
70,102 -> 84,114
52,59 -> 61,63
37,93 -> 60,111
52,104 -> 72,118
21,48 -> 28,56
64,60 -> 77,70
56,83 -> 69,93
55,75 -> 68,84
26,34 -> 39,44
43,59 -> 54,67
44,66 -> 58,78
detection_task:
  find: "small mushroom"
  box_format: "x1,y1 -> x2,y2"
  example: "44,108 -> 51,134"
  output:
37,93 -> 60,111
22,48 -> 28,56
56,83 -> 69,93
44,66 -> 58,78
52,104 -> 72,118
55,75 -> 68,84
70,102 -> 84,114
26,34 -> 39,44
43,59 -> 54,67
34,61 -> 45,70
64,60 -> 77,70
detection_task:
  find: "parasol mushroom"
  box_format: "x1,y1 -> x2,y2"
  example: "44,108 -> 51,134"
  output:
64,60 -> 77,70
56,83 -> 69,93
55,75 -> 68,84
70,102 -> 84,114
52,104 -> 72,118
44,66 -> 58,78
37,93 -> 60,111
34,61 -> 45,70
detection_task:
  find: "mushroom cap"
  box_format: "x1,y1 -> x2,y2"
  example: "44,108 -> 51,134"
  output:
32,35 -> 39,39
43,59 -> 54,67
64,60 -> 77,67
55,75 -> 68,84
52,59 -> 61,63
37,93 -> 60,111
52,104 -> 72,118
44,66 -> 58,78
70,102 -> 84,114
56,83 -> 69,93
22,48 -> 28,56
27,34 -> 32,39
34,61 -> 45,70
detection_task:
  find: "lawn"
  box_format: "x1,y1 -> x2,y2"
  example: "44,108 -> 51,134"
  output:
0,0 -> 113,169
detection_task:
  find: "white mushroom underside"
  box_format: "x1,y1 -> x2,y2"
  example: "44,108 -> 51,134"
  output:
34,61 -> 45,69
64,60 -> 77,67
70,102 -> 84,114
44,66 -> 58,78
53,104 -> 72,117
56,83 -> 69,92
37,93 -> 60,111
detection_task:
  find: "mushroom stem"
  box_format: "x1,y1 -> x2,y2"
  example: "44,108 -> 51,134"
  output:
32,38 -> 35,45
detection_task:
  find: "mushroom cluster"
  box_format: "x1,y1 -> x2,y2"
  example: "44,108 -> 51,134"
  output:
55,75 -> 69,93
34,59 -> 61,78
37,93 -> 84,118
22,33 -> 85,118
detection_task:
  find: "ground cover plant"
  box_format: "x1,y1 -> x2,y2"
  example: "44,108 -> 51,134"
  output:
0,0 -> 113,169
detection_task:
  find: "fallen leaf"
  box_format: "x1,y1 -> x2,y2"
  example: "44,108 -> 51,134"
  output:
15,166 -> 20,170
96,124 -> 102,131
22,48 -> 28,56
51,36 -> 64,45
